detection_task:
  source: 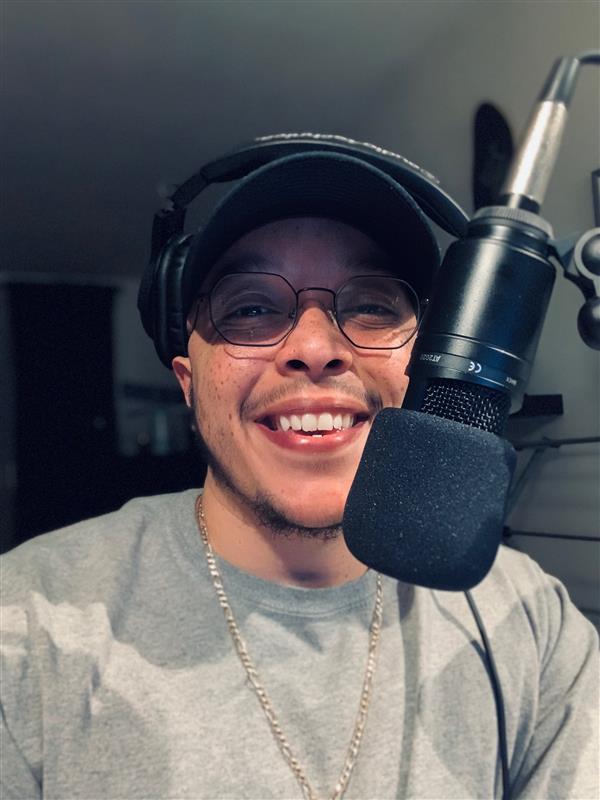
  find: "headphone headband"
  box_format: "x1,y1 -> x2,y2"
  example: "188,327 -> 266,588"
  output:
167,135 -> 468,236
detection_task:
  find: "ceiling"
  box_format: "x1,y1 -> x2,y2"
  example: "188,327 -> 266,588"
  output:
1,0 -> 469,279
3,2 -> 598,283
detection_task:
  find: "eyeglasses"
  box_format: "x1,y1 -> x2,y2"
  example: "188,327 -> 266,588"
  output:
193,272 -> 424,349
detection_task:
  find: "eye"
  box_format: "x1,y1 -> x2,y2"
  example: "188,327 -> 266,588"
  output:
225,304 -> 279,319
351,303 -> 397,316
343,302 -> 402,324
214,291 -> 288,323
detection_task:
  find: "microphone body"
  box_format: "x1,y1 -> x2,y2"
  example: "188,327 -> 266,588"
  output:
403,206 -> 556,434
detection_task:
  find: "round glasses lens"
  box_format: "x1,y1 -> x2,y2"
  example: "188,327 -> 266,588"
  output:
336,276 -> 420,348
210,273 -> 296,345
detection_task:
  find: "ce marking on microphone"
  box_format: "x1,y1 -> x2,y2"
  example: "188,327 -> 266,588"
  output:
418,351 -> 520,390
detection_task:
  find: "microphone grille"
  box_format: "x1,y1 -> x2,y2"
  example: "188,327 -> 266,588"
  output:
421,379 -> 511,434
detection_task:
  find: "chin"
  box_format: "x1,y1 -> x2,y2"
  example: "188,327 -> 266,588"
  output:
292,508 -> 344,530
271,488 -> 348,530
209,455 -> 352,530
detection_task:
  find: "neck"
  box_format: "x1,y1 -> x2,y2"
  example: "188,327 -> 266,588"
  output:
198,473 -> 368,588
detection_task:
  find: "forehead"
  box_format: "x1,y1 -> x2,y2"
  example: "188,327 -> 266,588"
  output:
202,217 -> 394,290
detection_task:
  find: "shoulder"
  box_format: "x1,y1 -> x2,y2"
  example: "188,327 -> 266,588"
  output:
480,544 -> 577,611
469,545 -> 598,665
483,553 -> 599,798
0,489 -> 199,607
422,543 -> 598,676
479,543 -> 553,602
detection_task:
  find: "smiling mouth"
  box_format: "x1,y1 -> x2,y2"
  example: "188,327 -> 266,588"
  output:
257,411 -> 370,435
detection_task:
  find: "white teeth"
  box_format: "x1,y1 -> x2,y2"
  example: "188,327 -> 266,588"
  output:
277,412 -> 357,432
301,413 -> 318,432
318,413 -> 334,430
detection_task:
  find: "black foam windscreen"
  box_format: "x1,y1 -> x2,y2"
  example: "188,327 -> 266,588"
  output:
343,408 -> 516,591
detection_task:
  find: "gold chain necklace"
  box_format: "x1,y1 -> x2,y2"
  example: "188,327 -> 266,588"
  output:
195,496 -> 383,800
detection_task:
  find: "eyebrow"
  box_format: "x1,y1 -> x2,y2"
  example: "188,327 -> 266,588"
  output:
346,253 -> 395,273
212,250 -> 394,280
205,250 -> 398,291
210,254 -> 278,284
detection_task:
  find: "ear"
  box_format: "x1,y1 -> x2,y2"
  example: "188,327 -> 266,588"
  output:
172,356 -> 193,407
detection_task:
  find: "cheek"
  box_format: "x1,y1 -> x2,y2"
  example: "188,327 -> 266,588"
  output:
367,351 -> 412,407
195,362 -> 235,435
192,350 -> 258,439
381,372 -> 410,407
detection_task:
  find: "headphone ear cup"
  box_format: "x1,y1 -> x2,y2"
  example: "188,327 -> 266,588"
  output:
138,232 -> 194,368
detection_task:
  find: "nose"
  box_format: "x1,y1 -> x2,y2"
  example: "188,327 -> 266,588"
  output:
274,293 -> 354,381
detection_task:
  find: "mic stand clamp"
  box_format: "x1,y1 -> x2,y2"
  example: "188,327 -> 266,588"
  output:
553,227 -> 600,349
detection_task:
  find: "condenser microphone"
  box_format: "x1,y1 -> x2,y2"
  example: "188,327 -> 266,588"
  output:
343,54 -> 597,590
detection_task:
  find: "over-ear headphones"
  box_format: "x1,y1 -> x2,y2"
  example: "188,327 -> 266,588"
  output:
137,133 -> 469,369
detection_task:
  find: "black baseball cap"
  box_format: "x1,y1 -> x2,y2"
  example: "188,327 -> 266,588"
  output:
182,150 -> 441,318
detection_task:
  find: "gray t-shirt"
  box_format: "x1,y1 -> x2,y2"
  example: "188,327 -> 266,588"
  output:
1,490 -> 598,800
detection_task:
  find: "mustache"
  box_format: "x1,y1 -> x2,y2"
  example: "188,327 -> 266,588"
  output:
241,378 -> 383,419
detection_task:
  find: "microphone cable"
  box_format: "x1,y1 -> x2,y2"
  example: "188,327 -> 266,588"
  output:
578,50 -> 600,64
465,590 -> 510,800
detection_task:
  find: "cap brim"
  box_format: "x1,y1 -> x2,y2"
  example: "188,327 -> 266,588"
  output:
183,151 -> 440,314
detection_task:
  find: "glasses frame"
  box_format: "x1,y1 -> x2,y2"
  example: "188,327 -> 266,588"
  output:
192,271 -> 426,350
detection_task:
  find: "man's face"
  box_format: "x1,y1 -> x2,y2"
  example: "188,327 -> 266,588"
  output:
173,217 -> 417,531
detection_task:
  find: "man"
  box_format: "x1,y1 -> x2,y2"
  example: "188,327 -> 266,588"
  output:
1,143 -> 598,800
